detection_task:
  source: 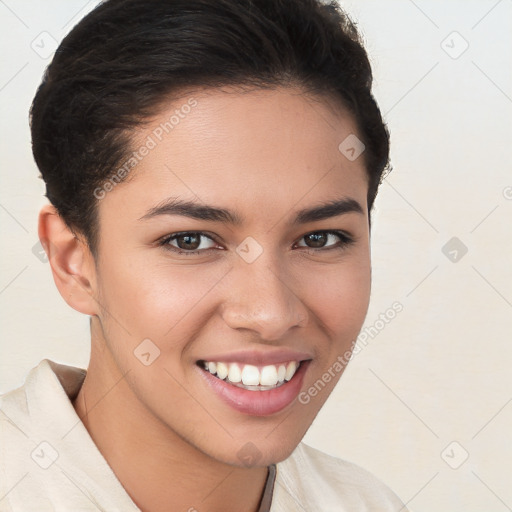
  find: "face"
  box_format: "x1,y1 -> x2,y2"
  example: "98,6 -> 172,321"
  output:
90,86 -> 371,467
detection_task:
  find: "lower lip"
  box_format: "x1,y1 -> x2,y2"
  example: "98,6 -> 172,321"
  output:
199,362 -> 310,416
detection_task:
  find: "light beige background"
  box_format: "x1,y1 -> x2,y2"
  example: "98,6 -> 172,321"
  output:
1,1 -> 511,510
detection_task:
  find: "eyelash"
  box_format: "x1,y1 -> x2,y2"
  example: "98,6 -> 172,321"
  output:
157,230 -> 355,256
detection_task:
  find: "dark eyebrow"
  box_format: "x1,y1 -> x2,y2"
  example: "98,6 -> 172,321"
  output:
138,196 -> 364,225
138,197 -> 243,224
293,197 -> 364,224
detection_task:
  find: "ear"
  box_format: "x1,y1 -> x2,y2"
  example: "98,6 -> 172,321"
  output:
38,204 -> 99,316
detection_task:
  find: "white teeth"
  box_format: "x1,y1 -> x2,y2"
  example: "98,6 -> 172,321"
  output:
260,365 -> 279,386
241,365 -> 260,386
216,362 -> 228,380
228,363 -> 242,383
285,361 -> 297,381
201,360 -> 301,388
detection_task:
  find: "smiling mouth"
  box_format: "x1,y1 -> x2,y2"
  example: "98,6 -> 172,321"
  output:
197,360 -> 301,391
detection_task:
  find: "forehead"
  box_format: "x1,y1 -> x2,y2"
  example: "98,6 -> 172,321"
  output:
99,86 -> 369,224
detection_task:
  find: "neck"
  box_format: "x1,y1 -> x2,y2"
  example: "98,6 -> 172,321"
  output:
72,334 -> 269,512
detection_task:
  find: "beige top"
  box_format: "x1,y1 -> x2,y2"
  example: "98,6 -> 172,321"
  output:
0,360 -> 407,511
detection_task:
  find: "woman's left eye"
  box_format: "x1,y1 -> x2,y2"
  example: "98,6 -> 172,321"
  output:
158,230 -> 354,256
295,230 -> 354,251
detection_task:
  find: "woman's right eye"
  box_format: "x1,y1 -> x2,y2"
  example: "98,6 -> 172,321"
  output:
159,232 -> 220,255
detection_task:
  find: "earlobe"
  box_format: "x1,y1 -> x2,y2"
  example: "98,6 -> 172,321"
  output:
38,204 -> 98,316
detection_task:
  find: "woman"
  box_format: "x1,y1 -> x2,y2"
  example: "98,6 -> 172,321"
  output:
0,0 -> 407,509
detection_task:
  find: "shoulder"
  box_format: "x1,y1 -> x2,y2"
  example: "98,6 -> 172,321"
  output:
0,359 -> 85,440
0,360 -> 138,512
0,360 -> 79,510
273,442 -> 407,511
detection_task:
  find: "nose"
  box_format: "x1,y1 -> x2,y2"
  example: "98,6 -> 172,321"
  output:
220,253 -> 309,341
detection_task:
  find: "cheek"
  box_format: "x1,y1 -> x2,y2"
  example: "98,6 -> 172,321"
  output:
97,256 -> 227,340
296,259 -> 371,409
305,258 -> 371,340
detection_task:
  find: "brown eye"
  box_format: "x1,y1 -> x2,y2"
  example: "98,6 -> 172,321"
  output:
175,233 -> 201,250
296,231 -> 354,251
160,232 -> 219,255
304,232 -> 328,248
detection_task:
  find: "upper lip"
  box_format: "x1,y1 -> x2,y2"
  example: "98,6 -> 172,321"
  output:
197,349 -> 313,366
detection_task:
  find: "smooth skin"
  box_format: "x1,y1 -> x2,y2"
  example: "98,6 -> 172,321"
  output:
38,86 -> 372,512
